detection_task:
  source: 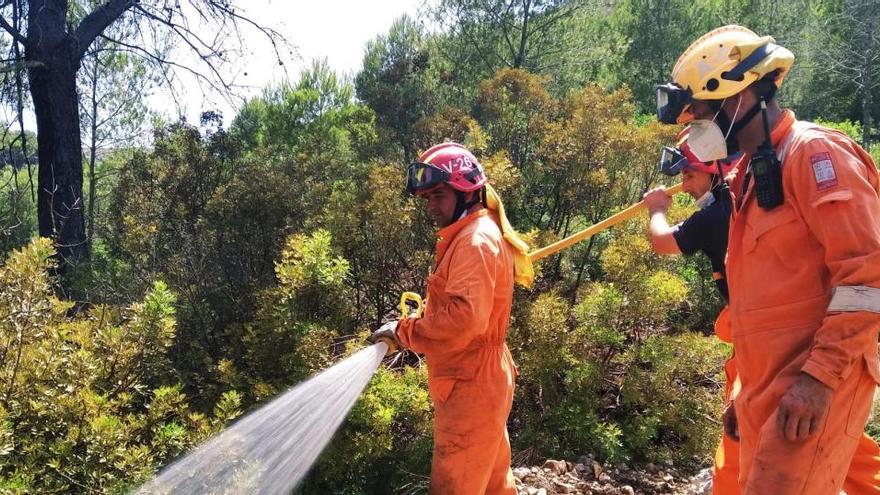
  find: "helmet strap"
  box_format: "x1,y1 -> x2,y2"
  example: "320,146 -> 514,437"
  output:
710,82 -> 776,156
715,159 -> 732,216
453,190 -> 482,221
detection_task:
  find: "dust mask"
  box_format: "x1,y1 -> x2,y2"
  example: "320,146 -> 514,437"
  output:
688,120 -> 729,162
688,95 -> 744,162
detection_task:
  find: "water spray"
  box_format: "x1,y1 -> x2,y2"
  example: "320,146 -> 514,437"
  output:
135,343 -> 388,494
135,188 -> 682,493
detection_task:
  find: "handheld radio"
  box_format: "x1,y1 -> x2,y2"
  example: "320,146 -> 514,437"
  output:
750,97 -> 784,209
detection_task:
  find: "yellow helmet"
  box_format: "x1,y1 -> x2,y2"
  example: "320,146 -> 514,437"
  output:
656,25 -> 794,124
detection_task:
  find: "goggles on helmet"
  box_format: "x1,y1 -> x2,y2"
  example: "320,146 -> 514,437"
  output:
659,146 -> 689,176
656,83 -> 693,125
406,162 -> 451,195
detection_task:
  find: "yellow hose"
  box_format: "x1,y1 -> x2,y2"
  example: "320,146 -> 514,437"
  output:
528,183 -> 685,262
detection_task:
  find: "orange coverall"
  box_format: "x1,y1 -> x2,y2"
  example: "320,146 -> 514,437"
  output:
713,308 -> 880,495
398,208 -> 518,495
726,109 -> 880,494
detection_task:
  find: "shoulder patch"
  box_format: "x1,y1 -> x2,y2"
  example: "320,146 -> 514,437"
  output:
810,152 -> 838,190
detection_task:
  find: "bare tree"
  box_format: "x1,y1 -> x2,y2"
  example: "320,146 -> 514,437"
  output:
0,0 -> 286,288
826,0 -> 880,147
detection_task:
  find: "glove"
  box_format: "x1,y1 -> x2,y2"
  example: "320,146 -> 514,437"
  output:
368,320 -> 401,355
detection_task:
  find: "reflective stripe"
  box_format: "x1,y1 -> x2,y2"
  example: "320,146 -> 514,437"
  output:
828,286 -> 880,313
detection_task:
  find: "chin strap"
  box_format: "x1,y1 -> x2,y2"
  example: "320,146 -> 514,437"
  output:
453,189 -> 483,220
710,81 -> 778,155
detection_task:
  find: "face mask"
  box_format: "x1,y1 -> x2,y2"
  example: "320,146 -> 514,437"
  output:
688,119 -> 729,162
690,94 -> 748,162
695,190 -> 716,209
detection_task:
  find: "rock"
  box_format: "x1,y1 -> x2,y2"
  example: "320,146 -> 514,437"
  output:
553,479 -> 576,494
689,467 -> 713,495
513,467 -> 531,480
514,456 -> 705,495
543,459 -> 569,475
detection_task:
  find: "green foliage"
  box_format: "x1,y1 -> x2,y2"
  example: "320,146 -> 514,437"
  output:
238,230 -> 352,398
812,118 -> 863,141
0,168 -> 37,256
300,366 -> 433,494
356,16 -> 439,160
508,229 -> 729,466
0,239 -> 236,493
9,4 -> 880,490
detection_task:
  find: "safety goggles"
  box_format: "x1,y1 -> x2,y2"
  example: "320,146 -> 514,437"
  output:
406,162 -> 450,195
656,83 -> 692,125
659,146 -> 689,176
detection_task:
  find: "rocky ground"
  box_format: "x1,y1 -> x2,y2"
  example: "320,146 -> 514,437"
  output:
514,456 -> 713,495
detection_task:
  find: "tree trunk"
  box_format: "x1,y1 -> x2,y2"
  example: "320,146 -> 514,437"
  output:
514,0 -> 532,68
27,38 -> 88,277
87,58 -> 100,256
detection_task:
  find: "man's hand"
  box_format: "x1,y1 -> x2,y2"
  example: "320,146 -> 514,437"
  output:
723,401 -> 739,441
643,187 -> 673,215
776,372 -> 834,441
368,320 -> 401,355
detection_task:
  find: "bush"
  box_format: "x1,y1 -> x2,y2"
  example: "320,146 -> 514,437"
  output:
300,366 -> 433,494
508,226 -> 730,466
0,239 -> 239,493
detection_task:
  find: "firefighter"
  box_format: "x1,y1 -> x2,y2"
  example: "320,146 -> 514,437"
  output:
371,142 -> 530,494
656,25 -> 880,494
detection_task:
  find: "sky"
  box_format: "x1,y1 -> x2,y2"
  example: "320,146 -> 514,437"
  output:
147,0 -> 427,126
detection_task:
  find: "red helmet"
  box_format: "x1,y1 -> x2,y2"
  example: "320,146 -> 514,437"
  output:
406,142 -> 487,195
660,128 -> 737,177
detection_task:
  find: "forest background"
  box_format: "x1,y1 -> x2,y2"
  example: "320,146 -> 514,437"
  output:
1,0 -> 879,493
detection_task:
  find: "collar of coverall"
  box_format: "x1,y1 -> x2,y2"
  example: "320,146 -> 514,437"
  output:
435,208 -> 490,264
769,109 -> 796,151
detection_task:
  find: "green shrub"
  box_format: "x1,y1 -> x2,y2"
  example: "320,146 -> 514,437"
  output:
299,366 -> 433,494
0,239 -> 238,493
508,227 -> 730,466
812,118 -> 862,142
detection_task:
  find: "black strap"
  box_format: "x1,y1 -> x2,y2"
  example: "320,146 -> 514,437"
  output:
723,43 -> 778,82
465,166 -> 483,182
452,190 -> 482,220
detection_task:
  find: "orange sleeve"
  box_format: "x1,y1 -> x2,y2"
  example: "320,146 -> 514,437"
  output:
788,136 -> 880,389
397,234 -> 498,355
